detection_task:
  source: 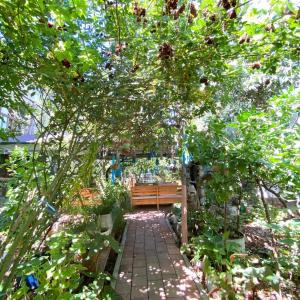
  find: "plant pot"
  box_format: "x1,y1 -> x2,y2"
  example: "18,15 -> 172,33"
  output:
98,213 -> 113,230
227,233 -> 245,252
99,227 -> 111,235
168,214 -> 178,226
286,199 -> 297,207
83,247 -> 108,272
227,205 -> 239,216
207,276 -> 217,292
176,221 -> 182,235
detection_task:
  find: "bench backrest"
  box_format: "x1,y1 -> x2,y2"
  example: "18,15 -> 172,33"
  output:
131,185 -> 158,196
131,184 -> 181,196
158,185 -> 180,196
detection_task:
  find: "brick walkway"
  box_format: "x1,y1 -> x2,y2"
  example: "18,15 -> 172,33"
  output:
115,210 -> 202,300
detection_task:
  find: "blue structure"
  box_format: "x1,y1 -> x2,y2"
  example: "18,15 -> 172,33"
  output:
25,274 -> 39,290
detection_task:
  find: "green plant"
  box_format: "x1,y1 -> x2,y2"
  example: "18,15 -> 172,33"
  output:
0,0 -> 299,295
188,229 -> 240,272
231,256 -> 281,299
89,202 -> 113,216
5,230 -> 95,299
74,221 -> 119,256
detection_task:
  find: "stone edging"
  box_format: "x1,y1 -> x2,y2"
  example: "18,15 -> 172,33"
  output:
111,220 -> 129,289
165,215 -> 209,300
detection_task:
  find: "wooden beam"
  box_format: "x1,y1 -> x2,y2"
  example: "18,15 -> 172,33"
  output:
181,163 -> 188,245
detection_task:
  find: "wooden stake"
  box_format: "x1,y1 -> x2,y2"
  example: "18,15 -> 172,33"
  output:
156,184 -> 159,210
181,163 -> 188,245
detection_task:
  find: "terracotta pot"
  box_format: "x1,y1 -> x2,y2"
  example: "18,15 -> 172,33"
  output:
98,214 -> 113,230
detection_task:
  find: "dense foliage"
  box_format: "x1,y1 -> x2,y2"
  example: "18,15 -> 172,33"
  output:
0,0 -> 299,298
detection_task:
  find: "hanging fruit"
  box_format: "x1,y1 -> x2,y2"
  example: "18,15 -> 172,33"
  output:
165,0 -> 178,14
115,43 -> 126,55
200,77 -> 208,85
251,62 -> 261,69
61,59 -> 71,68
228,9 -> 237,19
178,4 -> 185,14
209,13 -> 217,22
158,43 -> 173,59
265,24 -> 275,32
239,33 -> 250,44
220,0 -> 236,10
131,64 -> 139,73
205,36 -> 214,45
133,2 -> 146,22
190,3 -> 197,18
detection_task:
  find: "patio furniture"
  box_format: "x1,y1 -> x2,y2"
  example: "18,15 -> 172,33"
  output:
131,183 -> 182,209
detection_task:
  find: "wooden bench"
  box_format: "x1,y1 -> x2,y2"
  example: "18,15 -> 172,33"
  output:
131,183 -> 182,209
131,185 -> 158,206
157,184 -> 182,206
74,188 -> 102,206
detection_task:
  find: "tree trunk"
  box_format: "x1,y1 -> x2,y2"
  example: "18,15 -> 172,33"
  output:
261,181 -> 287,208
256,178 -> 271,223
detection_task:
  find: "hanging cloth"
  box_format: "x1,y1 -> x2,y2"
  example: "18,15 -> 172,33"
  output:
116,156 -> 122,177
181,134 -> 192,166
111,155 -> 116,185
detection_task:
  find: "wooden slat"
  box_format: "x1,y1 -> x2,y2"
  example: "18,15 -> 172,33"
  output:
132,199 -> 158,205
132,196 -> 157,200
158,198 -> 181,204
158,195 -> 182,199
132,193 -> 157,197
131,183 -> 182,207
132,186 -> 157,190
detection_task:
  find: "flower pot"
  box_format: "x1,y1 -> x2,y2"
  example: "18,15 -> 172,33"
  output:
83,247 -> 109,272
99,227 -> 111,236
168,214 -> 178,226
227,205 -> 239,216
98,213 -> 113,230
227,234 -> 245,252
286,199 -> 297,207
176,221 -> 182,235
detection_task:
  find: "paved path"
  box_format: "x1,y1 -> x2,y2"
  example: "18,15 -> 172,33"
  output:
115,210 -> 202,300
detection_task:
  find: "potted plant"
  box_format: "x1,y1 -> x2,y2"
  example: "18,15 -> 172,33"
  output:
91,197 -> 115,230
223,193 -> 246,252
72,221 -> 119,273
225,228 -> 246,252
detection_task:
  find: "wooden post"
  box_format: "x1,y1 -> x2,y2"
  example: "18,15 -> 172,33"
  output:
156,184 -> 159,210
181,163 -> 188,245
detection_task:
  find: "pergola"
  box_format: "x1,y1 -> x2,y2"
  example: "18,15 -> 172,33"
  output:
100,148 -> 189,245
